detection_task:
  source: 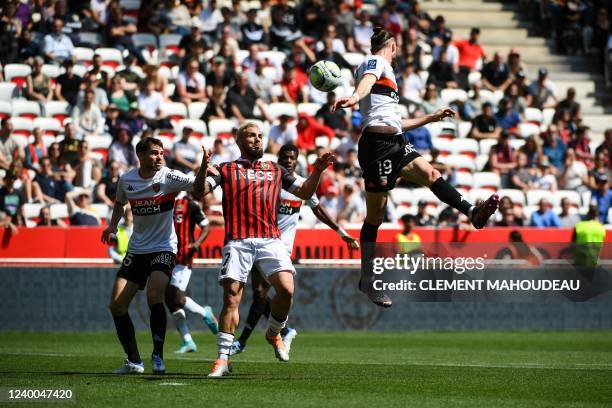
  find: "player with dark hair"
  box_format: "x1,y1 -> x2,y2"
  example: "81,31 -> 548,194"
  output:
332,27 -> 499,307
102,137 -> 208,374
165,192 -> 219,354
195,122 -> 334,377
229,143 -> 359,356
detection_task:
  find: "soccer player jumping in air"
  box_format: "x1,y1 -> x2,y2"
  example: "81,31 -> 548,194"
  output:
102,138 -> 208,374
332,27 -> 499,308
196,123 -> 334,377
229,143 -> 359,356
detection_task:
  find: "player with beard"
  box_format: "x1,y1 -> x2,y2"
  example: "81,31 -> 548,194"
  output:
228,143 -> 359,356
331,27 -> 499,308
196,123 -> 335,377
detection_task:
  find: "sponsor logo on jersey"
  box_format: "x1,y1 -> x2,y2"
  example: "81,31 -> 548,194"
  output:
152,182 -> 160,192
166,172 -> 190,183
129,193 -> 177,216
235,168 -> 275,181
279,199 -> 301,215
367,59 -> 377,69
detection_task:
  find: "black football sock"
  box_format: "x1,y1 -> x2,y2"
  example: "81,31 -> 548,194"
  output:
280,326 -> 290,336
360,222 -> 380,283
237,296 -> 271,346
430,177 -> 473,216
149,303 -> 166,358
113,313 -> 141,363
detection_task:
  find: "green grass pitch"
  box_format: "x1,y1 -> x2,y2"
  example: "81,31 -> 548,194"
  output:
0,331 -> 611,407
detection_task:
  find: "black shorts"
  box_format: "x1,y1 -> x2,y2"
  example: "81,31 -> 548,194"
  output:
358,131 -> 421,192
117,251 -> 177,290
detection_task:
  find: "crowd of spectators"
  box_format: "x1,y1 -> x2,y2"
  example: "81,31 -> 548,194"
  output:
0,0 -> 610,231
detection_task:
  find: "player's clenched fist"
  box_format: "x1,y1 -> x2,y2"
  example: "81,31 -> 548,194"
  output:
101,226 -> 117,245
313,152 -> 336,171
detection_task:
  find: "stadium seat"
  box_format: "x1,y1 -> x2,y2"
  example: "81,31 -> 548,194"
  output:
92,204 -> 110,220
262,66 -> 278,82
472,172 -> 501,191
188,101 -> 208,119
161,102 -> 188,125
509,139 -> 526,151
441,89 -> 468,105
50,204 -> 68,220
100,65 -> 117,79
42,135 -> 57,147
43,101 -> 70,125
553,190 -> 582,208
524,107 -> 543,125
389,188 -> 413,207
41,64 -> 61,80
208,118 -> 236,139
87,134 -> 112,151
518,122 -> 540,139
542,108 -> 555,127
12,100 -> 41,119
132,33 -> 158,53
409,188 -> 441,208
176,119 -> 206,139
478,89 -> 495,105
315,136 -> 330,148
0,101 -> 12,119
432,138 -> 453,156
72,64 -> 88,77
475,154 -> 489,171
491,90 -> 505,105
523,205 -> 538,222
257,50 -> 286,66
72,47 -> 95,66
9,117 -> 33,136
343,52 -> 365,67
159,33 -> 183,55
267,102 -> 298,120
468,71 -> 481,85
0,82 -> 18,101
445,154 -> 476,173
454,172 -> 474,190
297,103 -> 322,117
581,190 -> 591,207
458,121 -> 471,138
421,54 -> 433,70
497,189 -> 526,207
451,138 -> 479,158
4,64 -> 32,89
479,139 -> 498,156
469,188 -> 494,204
526,189 -> 551,206
235,49 -> 249,65
23,203 -> 43,222
33,117 -> 62,137
426,121 -> 456,139
78,32 -> 104,48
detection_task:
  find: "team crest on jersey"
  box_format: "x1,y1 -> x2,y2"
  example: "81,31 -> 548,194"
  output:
367,59 -> 377,69
261,162 -> 270,170
379,176 -> 388,186
152,182 -> 160,193
404,143 -> 416,155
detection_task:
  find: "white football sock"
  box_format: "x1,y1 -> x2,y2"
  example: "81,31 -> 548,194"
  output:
184,297 -> 207,317
267,315 -> 287,336
171,309 -> 192,342
217,332 -> 234,360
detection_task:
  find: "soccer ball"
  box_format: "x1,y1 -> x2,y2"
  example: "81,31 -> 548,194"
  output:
308,60 -> 342,92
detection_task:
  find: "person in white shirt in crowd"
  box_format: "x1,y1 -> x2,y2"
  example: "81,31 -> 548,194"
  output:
533,158 -> 558,192
44,18 -> 74,64
172,126 -> 201,174
267,114 -> 298,154
72,89 -> 104,138
337,184 -> 365,224
199,0 -> 224,42
247,59 -> 277,103
108,126 -> 138,172
210,138 -> 234,166
315,24 -> 347,54
433,30 -> 459,72
399,61 -> 425,102
137,79 -> 168,130
558,197 -> 582,228
319,185 -> 340,221
353,10 -> 374,54
176,58 -> 207,105
560,147 -> 589,192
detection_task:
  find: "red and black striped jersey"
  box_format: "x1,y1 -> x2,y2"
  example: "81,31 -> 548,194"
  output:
206,158 -> 299,243
173,197 -> 209,267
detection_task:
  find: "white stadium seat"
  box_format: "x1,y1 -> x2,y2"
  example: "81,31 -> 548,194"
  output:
497,189 -> 526,208
432,138 -> 453,156
267,102 -> 298,120
257,50 -> 286,66
41,64 -> 61,79
445,154 -> 476,173
4,64 -> 32,88
33,117 -> 62,137
176,119 -> 207,139
161,102 -> 188,124
0,82 -> 18,101
12,100 -> 41,119
451,138 -> 479,158
518,122 -> 540,138
553,190 -> 582,208
524,107 -> 543,125
479,139 -> 498,156
188,101 -> 208,119
454,172 -> 474,190
526,189 -> 552,206
469,188 -> 494,204
208,118 -> 237,139
0,100 -> 12,119
73,47 -> 95,66
343,53 -> 365,67
43,101 -> 71,125
50,204 -> 69,220
472,172 -> 501,191
10,117 -> 33,136
441,89 -> 468,105
297,103 -> 322,117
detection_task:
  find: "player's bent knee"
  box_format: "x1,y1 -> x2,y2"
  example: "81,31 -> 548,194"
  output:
109,300 -> 128,316
429,169 -> 442,183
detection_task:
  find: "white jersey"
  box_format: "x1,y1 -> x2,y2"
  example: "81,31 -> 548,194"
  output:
355,55 -> 402,132
115,166 -> 195,254
277,174 -> 319,254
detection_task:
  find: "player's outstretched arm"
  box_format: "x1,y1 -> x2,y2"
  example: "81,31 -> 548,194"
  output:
331,73 -> 377,112
193,147 -> 212,200
312,204 -> 360,249
292,152 -> 335,200
101,201 -> 127,245
401,107 -> 456,131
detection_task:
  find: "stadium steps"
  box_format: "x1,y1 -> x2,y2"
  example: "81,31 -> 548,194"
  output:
424,0 -> 611,142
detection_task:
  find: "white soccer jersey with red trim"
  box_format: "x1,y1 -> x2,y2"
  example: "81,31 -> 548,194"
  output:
115,166 -> 194,254
277,175 -> 319,255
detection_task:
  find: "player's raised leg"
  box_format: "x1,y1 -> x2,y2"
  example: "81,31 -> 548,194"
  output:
165,285 -> 197,353
265,271 -> 294,362
109,276 -> 143,374
209,279 -> 243,377
147,270 -> 170,374
399,157 -> 499,229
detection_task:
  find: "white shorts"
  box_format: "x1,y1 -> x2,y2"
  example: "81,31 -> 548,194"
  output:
170,264 -> 192,292
219,238 -> 295,284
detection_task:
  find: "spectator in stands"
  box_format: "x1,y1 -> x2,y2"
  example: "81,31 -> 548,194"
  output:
481,51 -> 511,92
218,41 -> 239,76
95,161 -> 121,207
18,26 -> 41,63
73,140 -> 99,189
172,126 -> 201,174
464,81 -> 485,119
586,7 -> 610,57
25,127 -> 47,172
496,207 -> 522,227
59,123 -> 80,168
89,54 -> 110,92
533,158 -> 558,192
353,10 -> 374,54
137,79 -> 170,130
33,157 -> 73,203
269,2 -> 302,53
280,60 -> 309,103
9,157 -> 33,203
316,37 -> 352,71
454,27 -> 486,78
317,92 -> 350,139
437,206 -> 460,227
267,115 -> 297,154
542,125 -> 567,170
48,141 -> 75,183
519,135 -> 543,168
568,126 -> 593,166
26,56 -> 54,102
240,8 -> 266,48
115,54 -> 141,94
216,7 -> 241,43
142,65 -> 169,102
176,58 -> 207,105
488,130 -> 517,188
596,129 -> 612,164
399,61 -> 425,103
108,77 -> 131,115
529,68 -> 557,109
469,102 -> 501,140
337,184 -> 365,224
0,171 -> 24,225
43,17 -> 74,64
199,0 -> 223,43
433,30 -> 459,72
556,87 -> 581,123
296,113 -> 334,153
210,138 -> 234,166
105,2 -> 146,65
498,195 -> 525,225
178,22 -> 209,62
511,152 -> 538,191
124,102 -> 146,136
421,84 -> 444,114
591,174 -> 612,224
404,110 -> 433,154
428,49 -> 459,89
399,25 -> 423,72
530,198 -> 561,227
415,200 -> 435,226
107,126 -> 137,172
54,58 -> 82,107
77,73 -> 109,112
225,72 -> 271,122
0,119 -> 22,170
37,206 -> 67,227
247,59 -> 276,104
104,104 -> 125,139
0,3 -> 20,65
72,89 -> 104,138
558,197 -> 581,227
507,48 -> 527,79
205,56 -> 233,98
560,147 -> 589,192
504,82 -> 529,114
319,184 -> 339,221
199,85 -> 226,125
588,150 -> 610,189
65,189 -> 100,226
494,98 -> 521,134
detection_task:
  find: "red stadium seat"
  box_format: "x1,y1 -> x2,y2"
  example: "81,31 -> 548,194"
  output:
4,64 -> 32,89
